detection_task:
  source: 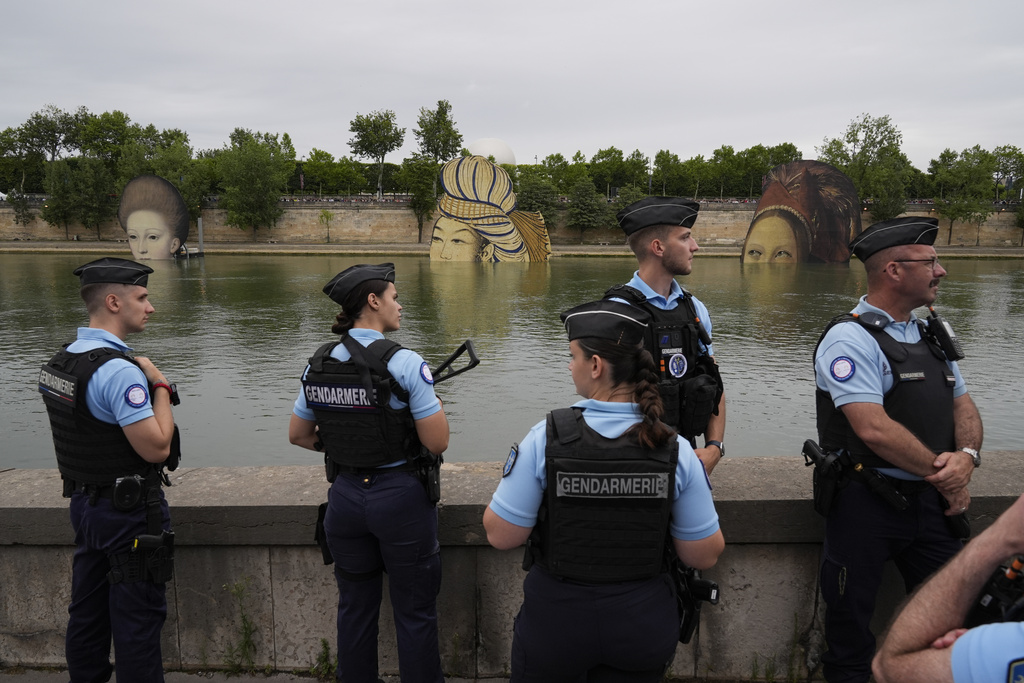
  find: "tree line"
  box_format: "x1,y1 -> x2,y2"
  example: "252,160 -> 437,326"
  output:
2,105 -> 1022,243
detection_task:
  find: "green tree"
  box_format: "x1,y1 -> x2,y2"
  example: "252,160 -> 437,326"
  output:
302,148 -> 340,195
5,188 -> 35,226
931,145 -> 997,245
566,178 -> 612,243
396,154 -> 440,242
737,144 -> 770,198
542,153 -> 570,194
817,113 -> 912,221
20,104 -> 88,161
709,145 -> 737,199
517,174 -> 561,227
623,149 -> 650,190
679,155 -> 709,199
73,157 -> 116,240
652,150 -> 681,195
590,147 -> 624,198
318,208 -> 334,243
151,136 -> 211,225
413,99 -> 462,196
349,110 -> 405,199
992,145 -> 1024,201
218,128 -> 295,241
0,125 -> 45,194
79,110 -> 137,174
612,184 -> 648,211
41,159 -> 78,239
766,142 -> 802,168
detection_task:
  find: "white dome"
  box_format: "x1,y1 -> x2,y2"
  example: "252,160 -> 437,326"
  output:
467,138 -> 516,166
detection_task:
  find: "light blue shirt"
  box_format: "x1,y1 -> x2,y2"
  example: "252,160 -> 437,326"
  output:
66,328 -> 153,428
814,297 -> 967,478
489,399 -> 720,541
951,621 -> 1024,683
293,328 -> 442,422
619,271 -> 714,356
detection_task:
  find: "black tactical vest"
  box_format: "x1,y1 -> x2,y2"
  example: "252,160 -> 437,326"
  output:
604,285 -> 723,439
525,407 -> 677,583
303,336 -> 421,470
39,347 -> 155,485
815,314 -> 957,468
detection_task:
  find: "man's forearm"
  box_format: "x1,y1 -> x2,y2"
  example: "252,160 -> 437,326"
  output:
953,394 -> 983,452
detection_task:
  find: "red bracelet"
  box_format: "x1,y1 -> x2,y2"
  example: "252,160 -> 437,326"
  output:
152,382 -> 173,396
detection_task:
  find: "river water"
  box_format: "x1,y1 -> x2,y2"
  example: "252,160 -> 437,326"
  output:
3,253 -> 1022,469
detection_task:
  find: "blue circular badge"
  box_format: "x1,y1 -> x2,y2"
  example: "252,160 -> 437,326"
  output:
419,362 -> 434,384
668,353 -> 688,378
830,357 -> 856,382
125,384 -> 148,407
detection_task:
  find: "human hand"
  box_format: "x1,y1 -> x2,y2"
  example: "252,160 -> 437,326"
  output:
941,488 -> 970,517
925,450 -> 974,493
930,627 -> 968,649
134,356 -> 167,385
694,445 -> 721,475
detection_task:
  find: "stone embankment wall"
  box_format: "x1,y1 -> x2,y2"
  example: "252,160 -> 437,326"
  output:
1,202 -> 1021,249
3,455 -> 1022,680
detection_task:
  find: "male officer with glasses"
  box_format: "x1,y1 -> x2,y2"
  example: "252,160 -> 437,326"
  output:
812,216 -> 984,683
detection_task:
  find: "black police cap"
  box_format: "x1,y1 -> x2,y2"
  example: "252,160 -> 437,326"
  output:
323,263 -> 396,305
616,197 -> 700,237
73,257 -> 153,287
849,217 -> 939,261
560,300 -> 651,345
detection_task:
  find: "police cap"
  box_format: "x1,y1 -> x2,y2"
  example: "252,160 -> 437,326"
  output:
73,257 -> 153,287
560,300 -> 651,345
616,196 -> 700,237
849,217 -> 939,261
323,263 -> 396,305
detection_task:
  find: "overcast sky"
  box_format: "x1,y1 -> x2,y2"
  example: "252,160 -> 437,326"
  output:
4,0 -> 1021,172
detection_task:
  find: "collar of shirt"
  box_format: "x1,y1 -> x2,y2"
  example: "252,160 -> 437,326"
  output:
75,327 -> 133,353
627,271 -> 685,309
852,296 -> 921,341
348,328 -> 386,343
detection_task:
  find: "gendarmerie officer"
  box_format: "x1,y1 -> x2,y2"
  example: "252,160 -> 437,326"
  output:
606,197 -> 726,473
38,257 -> 180,683
483,299 -> 725,682
288,263 -> 449,683
813,217 -> 983,683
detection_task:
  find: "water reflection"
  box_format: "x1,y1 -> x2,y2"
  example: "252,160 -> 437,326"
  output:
3,253 -> 1021,469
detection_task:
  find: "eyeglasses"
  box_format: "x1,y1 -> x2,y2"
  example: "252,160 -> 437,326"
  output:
895,257 -> 941,269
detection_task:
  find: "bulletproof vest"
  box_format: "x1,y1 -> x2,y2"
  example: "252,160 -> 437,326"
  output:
302,336 -> 421,470
604,285 -> 723,439
525,407 -> 677,583
815,314 -> 957,468
39,347 -> 156,485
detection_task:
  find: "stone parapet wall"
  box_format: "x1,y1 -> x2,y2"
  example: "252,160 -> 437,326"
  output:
1,203 -> 1020,249
3,455 -> 1021,680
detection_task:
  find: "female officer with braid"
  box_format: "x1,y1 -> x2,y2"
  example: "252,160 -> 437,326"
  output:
483,299 -> 725,683
289,263 -> 448,683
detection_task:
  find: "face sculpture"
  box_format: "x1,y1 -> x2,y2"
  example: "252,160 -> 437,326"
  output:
743,213 -> 805,263
125,210 -> 181,261
429,216 -> 496,262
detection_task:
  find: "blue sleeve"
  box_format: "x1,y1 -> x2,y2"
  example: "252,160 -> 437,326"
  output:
487,420 -> 548,528
951,621 -> 1024,682
390,349 -> 442,420
670,438 -> 720,540
89,359 -> 154,427
814,322 -> 886,408
292,364 -> 314,421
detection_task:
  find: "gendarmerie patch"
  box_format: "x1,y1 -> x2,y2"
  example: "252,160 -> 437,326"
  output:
830,357 -> 855,382
668,353 -> 688,378
1008,658 -> 1024,683
502,443 -> 519,477
896,371 -> 925,381
555,472 -> 669,498
302,381 -> 379,412
38,365 -> 77,404
125,384 -> 148,408
420,362 -> 434,384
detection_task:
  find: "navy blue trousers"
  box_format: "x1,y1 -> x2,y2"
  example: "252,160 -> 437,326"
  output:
510,566 -> 679,683
820,479 -> 962,683
66,491 -> 170,683
324,470 -> 443,683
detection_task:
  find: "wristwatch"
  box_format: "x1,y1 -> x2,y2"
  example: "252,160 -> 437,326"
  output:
960,447 -> 980,468
706,440 -> 725,458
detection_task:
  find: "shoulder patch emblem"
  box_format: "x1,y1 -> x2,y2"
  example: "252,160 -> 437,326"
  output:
419,362 -> 434,384
125,384 -> 148,408
668,353 -> 688,378
503,443 -> 519,477
1007,658 -> 1024,683
830,357 -> 855,382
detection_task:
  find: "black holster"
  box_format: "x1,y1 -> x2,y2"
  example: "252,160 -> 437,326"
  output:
417,449 -> 443,504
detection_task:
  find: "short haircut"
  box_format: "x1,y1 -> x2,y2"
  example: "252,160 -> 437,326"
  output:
627,224 -> 677,259
80,283 -> 132,315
